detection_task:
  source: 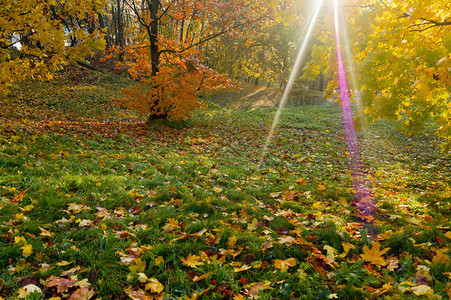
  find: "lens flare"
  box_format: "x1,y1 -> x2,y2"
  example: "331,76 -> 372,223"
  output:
333,0 -> 375,220
261,0 -> 325,161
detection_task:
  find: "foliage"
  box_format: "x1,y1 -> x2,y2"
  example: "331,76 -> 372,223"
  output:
0,0 -> 105,95
115,46 -> 232,121
306,0 -> 451,150
112,0 -> 275,121
0,73 -> 450,299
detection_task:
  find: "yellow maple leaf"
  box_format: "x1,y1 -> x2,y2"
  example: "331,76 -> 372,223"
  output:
21,244 -> 33,257
317,184 -> 326,191
274,258 -> 297,272
411,285 -> 433,297
339,242 -> 355,259
247,219 -> 260,231
128,258 -> 146,273
234,264 -> 252,273
181,254 -> 204,268
360,242 -> 390,266
155,256 -> 164,267
444,231 -> 451,240
192,272 -> 213,282
145,278 -> 164,294
228,236 -> 237,248
323,245 -> 338,261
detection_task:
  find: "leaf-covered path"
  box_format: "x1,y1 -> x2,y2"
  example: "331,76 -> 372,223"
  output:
0,75 -> 450,299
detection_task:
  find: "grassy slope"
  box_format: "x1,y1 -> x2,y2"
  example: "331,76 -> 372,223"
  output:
0,69 -> 450,299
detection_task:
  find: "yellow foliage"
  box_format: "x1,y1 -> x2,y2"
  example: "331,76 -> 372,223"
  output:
0,0 -> 105,94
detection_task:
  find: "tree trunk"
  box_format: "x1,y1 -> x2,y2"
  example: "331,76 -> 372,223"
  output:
150,0 -> 160,76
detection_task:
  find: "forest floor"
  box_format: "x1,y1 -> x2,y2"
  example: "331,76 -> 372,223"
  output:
0,68 -> 450,299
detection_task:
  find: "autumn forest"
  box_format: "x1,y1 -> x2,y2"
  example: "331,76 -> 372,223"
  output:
0,0 -> 450,299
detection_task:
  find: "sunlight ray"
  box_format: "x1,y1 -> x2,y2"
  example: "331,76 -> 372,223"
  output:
261,0 -> 326,161
333,0 -> 375,221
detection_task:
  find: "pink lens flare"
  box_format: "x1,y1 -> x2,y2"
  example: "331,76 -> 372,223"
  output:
333,0 -> 375,222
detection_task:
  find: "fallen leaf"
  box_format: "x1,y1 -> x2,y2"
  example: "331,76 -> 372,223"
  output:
360,242 -> 390,266
21,244 -> 33,257
69,287 -> 95,300
155,256 -> 164,267
60,266 -> 82,276
323,245 -> 338,261
247,219 -> 260,231
181,254 -> 204,268
138,273 -> 148,283
245,281 -> 273,298
192,272 -> 213,282
274,258 -> 297,272
17,284 -> 42,299
228,236 -> 237,248
234,264 -> 252,273
46,276 -> 74,293
411,285 -> 433,297
125,288 -> 153,300
129,258 -> 146,273
145,278 -> 164,294
162,218 -> 180,233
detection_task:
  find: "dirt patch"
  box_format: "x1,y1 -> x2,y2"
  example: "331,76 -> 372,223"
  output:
208,83 -> 280,110
208,82 -> 327,110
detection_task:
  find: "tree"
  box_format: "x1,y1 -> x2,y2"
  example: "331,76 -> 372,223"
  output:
315,0 -> 450,150
0,0 -> 105,95
114,0 -> 273,121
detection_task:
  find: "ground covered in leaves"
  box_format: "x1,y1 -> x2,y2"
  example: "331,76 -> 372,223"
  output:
0,70 -> 450,299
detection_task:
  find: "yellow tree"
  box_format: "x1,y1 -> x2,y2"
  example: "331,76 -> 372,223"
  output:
335,0 -> 450,149
0,0 -> 105,94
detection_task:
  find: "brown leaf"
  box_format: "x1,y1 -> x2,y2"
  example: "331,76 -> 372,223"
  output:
69,287 -> 95,300
45,275 -> 74,293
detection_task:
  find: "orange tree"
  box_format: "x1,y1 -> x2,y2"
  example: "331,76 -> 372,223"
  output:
114,0 -> 274,121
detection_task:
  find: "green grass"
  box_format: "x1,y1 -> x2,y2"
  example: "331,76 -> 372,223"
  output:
0,69 -> 450,299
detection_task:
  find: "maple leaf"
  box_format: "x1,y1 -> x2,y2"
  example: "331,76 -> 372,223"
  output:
162,218 -> 180,233
323,245 -> 338,261
46,276 -> 74,293
125,288 -> 153,300
129,258 -> 146,273
411,285 -> 433,297
278,235 -> 297,245
316,184 -> 326,191
21,244 -> 33,257
181,254 -> 204,268
360,242 -> 390,266
228,236 -> 237,248
138,273 -> 148,283
274,258 -> 297,272
191,272 -> 213,282
69,287 -> 95,300
234,264 -> 252,273
17,284 -> 42,299
244,281 -> 273,298
339,242 -> 355,259
247,218 -> 260,231
145,278 -> 164,294
155,256 -> 164,267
